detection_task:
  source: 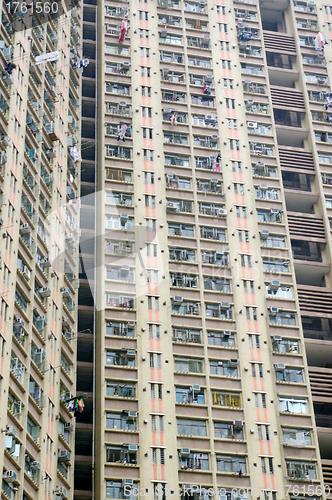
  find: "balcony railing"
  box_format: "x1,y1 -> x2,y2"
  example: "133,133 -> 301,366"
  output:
315,414 -> 332,428
304,329 -> 332,341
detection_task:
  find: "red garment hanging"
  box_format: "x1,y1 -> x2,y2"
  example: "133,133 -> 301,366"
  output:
118,19 -> 128,43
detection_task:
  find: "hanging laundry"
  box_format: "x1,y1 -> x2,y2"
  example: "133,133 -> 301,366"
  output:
170,112 -> 177,126
5,61 -> 15,74
70,146 -> 79,162
72,58 -> 89,70
203,85 -> 211,95
315,32 -> 327,50
325,93 -> 332,110
117,123 -> 127,142
118,18 -> 128,43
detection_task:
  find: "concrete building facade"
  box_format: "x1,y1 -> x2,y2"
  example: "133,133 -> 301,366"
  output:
76,0 -> 332,499
0,1 -> 82,499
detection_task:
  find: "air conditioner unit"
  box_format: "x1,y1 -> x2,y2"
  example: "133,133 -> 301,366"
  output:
273,335 -> 282,341
216,208 -> 227,217
120,213 -> 128,222
21,266 -> 31,280
31,461 -> 41,471
269,280 -> 280,291
162,68 -> 170,76
5,426 -> 17,437
122,479 -> 134,486
205,74 -> 213,82
191,385 -> 200,393
248,121 -> 257,128
61,288 -> 71,298
269,307 -> 279,315
260,230 -> 269,239
1,136 -> 10,147
4,74 -> 14,85
229,359 -> 239,366
58,487 -> 68,498
233,420 -> 243,427
172,296 -> 183,305
128,411 -> 137,417
259,184 -> 268,190
19,223 -> 31,235
41,257 -> 52,268
204,114 -> 214,121
62,316 -> 70,327
255,161 -> 265,169
46,148 -> 56,159
64,423 -> 74,432
123,61 -> 130,67
223,330 -> 231,336
219,302 -> 230,310
167,202 -> 176,209
180,448 -> 190,456
270,209 -> 280,214
211,134 -> 219,139
14,318 -> 25,327
275,363 -> 286,371
3,471 -> 17,483
39,287 -> 51,298
58,449 -> 71,462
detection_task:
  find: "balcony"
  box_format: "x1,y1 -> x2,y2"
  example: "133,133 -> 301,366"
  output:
243,81 -> 266,95
298,285 -> 332,317
212,391 -> 242,408
308,366 -> 332,402
292,240 -> 322,262
287,213 -> 326,242
267,52 -> 293,69
321,460 -> 332,494
270,86 -> 305,110
263,31 -> 296,55
278,146 -> 315,175
282,171 -> 311,192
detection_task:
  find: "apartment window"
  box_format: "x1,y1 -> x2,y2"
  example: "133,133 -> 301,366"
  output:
262,394 -> 267,408
263,259 -> 289,273
282,428 -> 311,446
279,397 -> 308,414
174,357 -> 202,373
269,311 -> 296,326
261,457 -> 266,473
210,360 -> 238,377
177,418 -> 207,436
261,234 -> 286,248
106,350 -> 135,367
275,366 -> 303,383
179,451 -> 209,470
207,331 -> 235,347
214,421 -> 243,439
176,385 -> 204,404
160,34 -> 182,45
151,384 -> 155,399
217,455 -> 246,473
286,460 -> 316,480
106,412 -> 136,431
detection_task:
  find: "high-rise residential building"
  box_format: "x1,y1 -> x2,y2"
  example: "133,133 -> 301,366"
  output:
0,1 -> 82,499
76,0 -> 332,499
